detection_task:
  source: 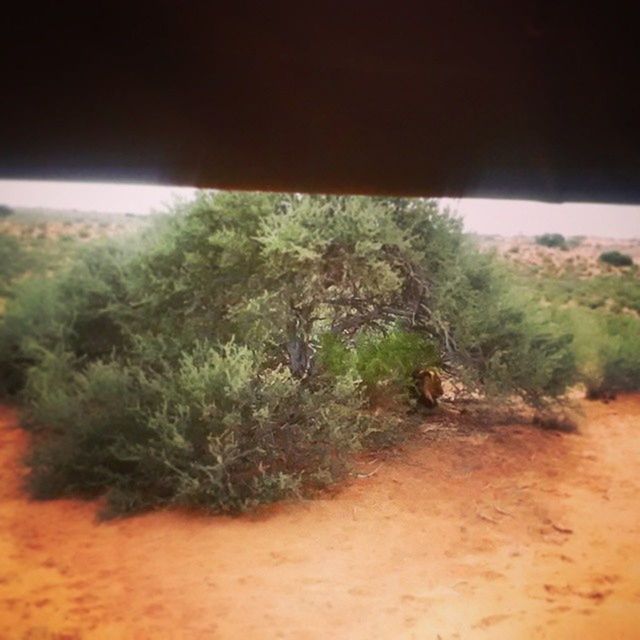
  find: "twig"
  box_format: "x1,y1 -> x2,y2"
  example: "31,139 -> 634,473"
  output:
400,460 -> 429,470
354,463 -> 384,479
477,511 -> 499,524
551,522 -> 573,534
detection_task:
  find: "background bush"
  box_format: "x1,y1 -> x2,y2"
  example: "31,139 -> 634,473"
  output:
552,307 -> 640,396
536,233 -> 567,249
0,192 -> 577,515
599,250 -> 634,267
512,257 -> 640,396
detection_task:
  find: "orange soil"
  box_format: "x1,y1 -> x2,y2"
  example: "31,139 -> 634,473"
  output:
0,398 -> 639,639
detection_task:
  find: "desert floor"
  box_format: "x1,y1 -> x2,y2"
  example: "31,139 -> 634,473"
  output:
0,397 -> 638,639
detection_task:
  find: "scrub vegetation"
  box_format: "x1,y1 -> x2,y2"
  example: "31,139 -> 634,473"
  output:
503,241 -> 640,400
2,193 -> 635,516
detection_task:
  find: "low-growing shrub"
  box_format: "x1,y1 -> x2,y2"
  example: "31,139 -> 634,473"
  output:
599,251 -> 633,267
536,233 -> 567,249
317,328 -> 438,403
24,341 -> 380,515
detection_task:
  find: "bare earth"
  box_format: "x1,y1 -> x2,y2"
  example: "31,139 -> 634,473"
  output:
0,398 -> 639,639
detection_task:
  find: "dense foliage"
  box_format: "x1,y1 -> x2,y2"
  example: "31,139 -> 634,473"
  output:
0,193 -> 576,515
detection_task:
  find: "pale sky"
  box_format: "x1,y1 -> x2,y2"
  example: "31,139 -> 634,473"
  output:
0,180 -> 639,238
0,180 -> 196,215
440,198 -> 640,239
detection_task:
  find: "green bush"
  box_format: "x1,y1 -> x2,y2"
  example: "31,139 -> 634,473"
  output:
535,233 -> 567,249
0,229 -> 83,305
0,235 -> 28,295
431,249 -> 575,404
514,259 -> 640,396
552,307 -> 640,395
0,192 -> 577,515
599,251 -> 634,267
24,341 -> 377,514
317,329 -> 438,398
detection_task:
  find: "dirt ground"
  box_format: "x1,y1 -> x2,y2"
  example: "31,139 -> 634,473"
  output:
0,397 -> 638,639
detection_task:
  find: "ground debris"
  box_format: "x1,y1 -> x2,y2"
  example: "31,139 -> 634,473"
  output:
353,464 -> 384,479
476,511 -> 500,524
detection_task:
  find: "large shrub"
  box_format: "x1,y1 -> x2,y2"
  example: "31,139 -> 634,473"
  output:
0,192 -> 576,515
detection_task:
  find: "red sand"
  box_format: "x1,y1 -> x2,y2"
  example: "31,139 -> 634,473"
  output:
0,398 -> 639,639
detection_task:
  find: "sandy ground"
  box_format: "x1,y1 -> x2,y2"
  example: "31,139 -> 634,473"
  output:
0,398 -> 638,639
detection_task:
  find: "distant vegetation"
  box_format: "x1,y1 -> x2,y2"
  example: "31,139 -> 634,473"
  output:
0,232 -> 78,298
509,244 -> 640,399
0,208 -> 145,308
0,236 -> 28,296
0,193 -> 576,516
535,233 -> 567,249
0,205 -> 13,218
599,250 -> 634,267
555,309 -> 640,398
566,235 -> 584,249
